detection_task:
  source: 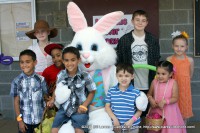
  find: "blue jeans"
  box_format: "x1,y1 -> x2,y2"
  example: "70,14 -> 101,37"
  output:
18,123 -> 40,133
52,108 -> 89,132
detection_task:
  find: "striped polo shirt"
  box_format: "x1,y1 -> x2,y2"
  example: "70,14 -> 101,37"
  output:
105,84 -> 141,126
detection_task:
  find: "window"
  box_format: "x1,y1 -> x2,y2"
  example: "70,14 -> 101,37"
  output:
0,0 -> 36,60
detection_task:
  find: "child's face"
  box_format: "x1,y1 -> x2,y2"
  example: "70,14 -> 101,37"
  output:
51,49 -> 63,68
172,38 -> 188,56
34,29 -> 50,42
116,70 -> 134,88
19,55 -> 37,76
62,52 -> 80,75
156,67 -> 173,83
132,15 -> 148,31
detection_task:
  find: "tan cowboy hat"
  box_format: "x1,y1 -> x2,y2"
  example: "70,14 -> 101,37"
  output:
25,20 -> 58,39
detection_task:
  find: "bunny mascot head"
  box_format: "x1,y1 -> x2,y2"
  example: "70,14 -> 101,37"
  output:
67,3 -> 122,71
59,2 -> 147,133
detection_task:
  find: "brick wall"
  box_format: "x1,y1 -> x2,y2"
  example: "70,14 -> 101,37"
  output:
0,0 -> 199,122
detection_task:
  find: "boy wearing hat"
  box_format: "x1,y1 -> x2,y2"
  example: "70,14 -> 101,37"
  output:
42,43 -> 64,97
26,20 -> 58,75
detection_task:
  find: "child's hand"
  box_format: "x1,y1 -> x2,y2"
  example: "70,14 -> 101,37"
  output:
19,121 -> 27,133
113,118 -> 121,133
46,96 -> 52,101
149,97 -> 158,108
158,99 -> 166,109
47,97 -> 54,108
78,105 -> 87,114
124,119 -> 134,130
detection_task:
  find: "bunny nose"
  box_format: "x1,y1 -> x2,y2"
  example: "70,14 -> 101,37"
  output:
82,53 -> 90,59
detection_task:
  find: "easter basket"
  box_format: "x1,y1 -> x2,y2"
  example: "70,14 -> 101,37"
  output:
145,108 -> 164,132
145,80 -> 170,132
34,107 -> 56,133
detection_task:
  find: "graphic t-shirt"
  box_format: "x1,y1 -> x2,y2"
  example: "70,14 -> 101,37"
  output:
131,33 -> 149,90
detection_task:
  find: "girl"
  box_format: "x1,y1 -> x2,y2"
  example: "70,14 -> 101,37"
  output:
42,43 -> 64,97
26,20 -> 58,75
167,31 -> 194,123
147,61 -> 186,133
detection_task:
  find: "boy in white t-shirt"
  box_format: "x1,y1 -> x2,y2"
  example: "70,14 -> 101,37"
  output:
116,10 -> 160,94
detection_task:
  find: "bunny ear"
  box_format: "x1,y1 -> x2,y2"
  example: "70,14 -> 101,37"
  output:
93,11 -> 124,35
67,2 -> 88,32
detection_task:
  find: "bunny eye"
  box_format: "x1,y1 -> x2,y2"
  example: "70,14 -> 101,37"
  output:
91,44 -> 98,51
76,44 -> 83,51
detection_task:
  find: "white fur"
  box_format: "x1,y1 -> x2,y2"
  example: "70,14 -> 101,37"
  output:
55,81 -> 71,105
136,91 -> 148,111
88,108 -> 114,133
58,120 -> 75,133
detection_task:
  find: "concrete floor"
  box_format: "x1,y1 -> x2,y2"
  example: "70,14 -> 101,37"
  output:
0,119 -> 199,133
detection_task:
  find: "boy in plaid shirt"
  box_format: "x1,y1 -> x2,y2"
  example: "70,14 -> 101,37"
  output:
10,49 -> 48,133
50,47 -> 96,133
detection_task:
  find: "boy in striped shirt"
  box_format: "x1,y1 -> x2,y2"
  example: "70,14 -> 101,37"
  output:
105,63 -> 142,133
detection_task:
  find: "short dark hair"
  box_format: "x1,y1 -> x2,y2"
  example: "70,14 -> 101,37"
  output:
19,49 -> 36,61
116,63 -> 134,75
157,60 -> 173,73
172,35 -> 188,45
132,10 -> 148,20
62,46 -> 80,59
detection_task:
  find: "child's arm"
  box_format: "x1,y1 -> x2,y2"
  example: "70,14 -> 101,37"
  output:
14,96 -> 27,132
46,78 -> 58,108
105,103 -> 119,122
78,90 -> 96,113
158,80 -> 179,109
105,103 -> 121,132
124,110 -> 142,128
188,56 -> 194,78
170,80 -> 179,103
47,92 -> 55,108
147,81 -> 158,108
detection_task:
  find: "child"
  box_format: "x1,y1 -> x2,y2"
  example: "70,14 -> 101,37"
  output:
42,43 -> 64,96
10,49 -> 48,133
116,10 -> 160,91
51,46 -> 96,133
167,31 -> 194,123
147,61 -> 186,133
105,63 -> 142,133
26,20 -> 58,75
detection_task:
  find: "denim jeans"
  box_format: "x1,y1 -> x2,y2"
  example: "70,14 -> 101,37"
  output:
52,107 -> 89,132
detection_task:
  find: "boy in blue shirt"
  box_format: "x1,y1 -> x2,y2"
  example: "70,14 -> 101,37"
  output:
51,47 -> 96,133
105,63 -> 142,133
10,49 -> 48,133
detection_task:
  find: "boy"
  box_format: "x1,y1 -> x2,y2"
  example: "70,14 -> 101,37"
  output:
51,47 -> 96,133
10,49 -> 48,133
116,10 -> 160,92
105,63 -> 142,133
42,43 -> 64,96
